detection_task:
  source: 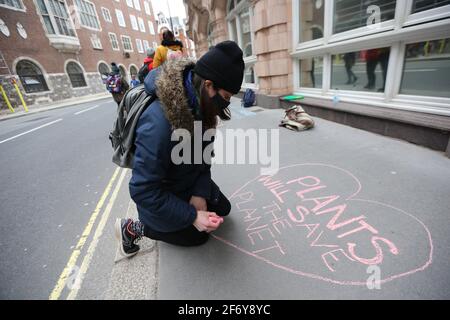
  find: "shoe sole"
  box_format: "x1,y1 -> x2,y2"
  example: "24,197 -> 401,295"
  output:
114,218 -> 139,259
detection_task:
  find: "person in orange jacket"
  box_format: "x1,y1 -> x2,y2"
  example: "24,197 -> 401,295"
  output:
153,29 -> 183,68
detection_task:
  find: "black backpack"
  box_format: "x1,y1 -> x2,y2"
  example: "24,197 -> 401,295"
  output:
109,84 -> 156,168
137,63 -> 150,83
242,88 -> 256,108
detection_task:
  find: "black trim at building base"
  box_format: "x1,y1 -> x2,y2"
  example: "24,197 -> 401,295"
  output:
236,91 -> 450,157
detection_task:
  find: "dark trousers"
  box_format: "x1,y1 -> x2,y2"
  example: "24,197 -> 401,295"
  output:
143,190 -> 231,247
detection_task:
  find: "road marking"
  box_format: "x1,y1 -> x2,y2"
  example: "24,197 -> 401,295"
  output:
48,167 -> 122,300
66,168 -> 129,300
0,118 -> 63,145
74,104 -> 100,115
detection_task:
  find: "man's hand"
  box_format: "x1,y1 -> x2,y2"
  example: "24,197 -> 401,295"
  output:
193,211 -> 224,233
190,196 -> 207,212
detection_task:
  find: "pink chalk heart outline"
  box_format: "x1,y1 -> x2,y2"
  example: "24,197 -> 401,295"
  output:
212,163 -> 433,286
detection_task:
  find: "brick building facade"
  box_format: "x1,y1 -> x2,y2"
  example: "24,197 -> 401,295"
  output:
0,0 -> 188,110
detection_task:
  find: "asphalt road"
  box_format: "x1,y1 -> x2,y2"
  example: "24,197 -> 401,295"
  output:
0,98 -> 121,299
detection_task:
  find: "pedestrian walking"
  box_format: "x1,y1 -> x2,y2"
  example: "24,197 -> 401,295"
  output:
130,74 -> 140,88
106,62 -> 129,106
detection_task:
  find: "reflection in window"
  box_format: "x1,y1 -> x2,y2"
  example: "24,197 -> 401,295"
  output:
299,0 -> 324,43
244,66 -> 255,84
400,38 -> 450,98
66,61 -> 87,88
412,0 -> 450,13
16,60 -> 49,93
333,0 -> 396,34
240,11 -> 252,57
331,47 -> 390,92
130,65 -> 138,76
299,56 -> 323,88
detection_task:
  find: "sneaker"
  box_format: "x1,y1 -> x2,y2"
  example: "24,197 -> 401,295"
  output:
114,218 -> 141,258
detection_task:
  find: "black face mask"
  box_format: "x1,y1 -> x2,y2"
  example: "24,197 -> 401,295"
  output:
212,92 -> 231,110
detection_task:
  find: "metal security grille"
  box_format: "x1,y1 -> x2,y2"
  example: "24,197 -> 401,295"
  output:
66,62 -> 87,88
16,60 -> 49,93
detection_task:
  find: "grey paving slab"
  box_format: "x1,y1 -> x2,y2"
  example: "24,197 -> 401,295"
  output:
158,102 -> 450,300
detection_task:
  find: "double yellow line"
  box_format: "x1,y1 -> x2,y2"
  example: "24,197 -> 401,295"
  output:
49,167 -> 128,300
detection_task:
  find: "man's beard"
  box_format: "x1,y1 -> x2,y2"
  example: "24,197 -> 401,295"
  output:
199,85 -> 231,130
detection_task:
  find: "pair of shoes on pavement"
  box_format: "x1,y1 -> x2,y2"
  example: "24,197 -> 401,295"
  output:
280,105 -> 315,132
114,218 -> 141,258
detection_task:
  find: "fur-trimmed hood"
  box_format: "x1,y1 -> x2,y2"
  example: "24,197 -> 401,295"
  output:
145,58 -> 197,133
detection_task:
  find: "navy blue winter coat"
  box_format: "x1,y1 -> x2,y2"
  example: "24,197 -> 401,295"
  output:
129,59 -> 217,233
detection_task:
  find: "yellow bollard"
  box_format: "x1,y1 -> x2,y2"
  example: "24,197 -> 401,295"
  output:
0,84 -> 15,113
12,78 -> 28,112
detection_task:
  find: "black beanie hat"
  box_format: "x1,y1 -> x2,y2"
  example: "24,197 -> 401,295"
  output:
194,41 -> 245,94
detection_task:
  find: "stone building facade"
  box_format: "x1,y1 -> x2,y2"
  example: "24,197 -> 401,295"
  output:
184,0 -> 450,155
0,0 -> 183,110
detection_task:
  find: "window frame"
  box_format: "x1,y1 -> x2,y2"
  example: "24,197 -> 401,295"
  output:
90,33 -> 103,50
0,0 -> 25,12
121,35 -> 134,52
101,7 -> 112,23
144,0 -> 151,15
74,0 -> 101,31
404,0 -> 450,27
35,0 -> 78,38
108,32 -> 120,51
15,59 -> 50,94
136,38 -> 144,53
130,14 -> 139,31
65,60 -> 88,88
291,0 -> 450,116
138,17 -> 146,32
227,0 -> 258,88
115,9 -> 126,27
148,20 -> 155,34
133,0 -> 141,11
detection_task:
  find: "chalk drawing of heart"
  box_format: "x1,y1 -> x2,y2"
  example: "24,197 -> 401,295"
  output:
212,164 -> 433,286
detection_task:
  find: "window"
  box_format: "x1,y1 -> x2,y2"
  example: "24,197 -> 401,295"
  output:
126,0 -> 133,8
75,0 -> 100,30
136,38 -> 144,53
148,21 -> 155,34
16,60 -> 49,93
66,61 -> 87,88
228,0 -> 254,58
331,47 -> 391,92
228,0 -> 256,87
98,62 -> 110,76
130,65 -> 138,76
36,0 -> 76,37
130,15 -> 139,30
299,56 -> 323,89
133,0 -> 141,11
400,38 -> 450,98
333,0 -> 396,35
101,7 -> 112,22
143,40 -> 150,51
109,32 -> 120,50
153,41 -> 158,48
144,1 -> 151,15
298,0 -> 324,43
90,33 -> 102,49
411,0 -> 450,13
115,9 -> 126,27
244,66 -> 255,84
138,17 -> 146,32
0,0 -> 24,10
121,35 -> 133,52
